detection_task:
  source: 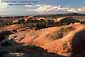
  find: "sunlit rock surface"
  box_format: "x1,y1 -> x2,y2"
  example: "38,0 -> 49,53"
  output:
0,24 -> 85,57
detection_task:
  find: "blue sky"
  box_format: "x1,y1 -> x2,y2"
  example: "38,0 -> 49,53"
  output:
0,0 -> 85,16
37,0 -> 85,7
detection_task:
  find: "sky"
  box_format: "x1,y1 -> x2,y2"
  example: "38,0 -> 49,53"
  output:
0,0 -> 85,16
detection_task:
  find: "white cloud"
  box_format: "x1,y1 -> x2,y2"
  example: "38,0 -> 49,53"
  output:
0,1 -> 85,16
78,7 -> 85,12
0,3 -> 8,8
34,5 -> 85,14
35,5 -> 52,13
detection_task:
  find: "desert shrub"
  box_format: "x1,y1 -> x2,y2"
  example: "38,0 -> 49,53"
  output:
36,20 -> 47,29
81,21 -> 85,24
0,49 -> 9,57
50,26 -> 75,40
48,20 -> 54,26
0,21 -> 11,27
0,21 -> 6,26
1,40 -> 13,47
60,18 -> 80,25
55,22 -> 62,26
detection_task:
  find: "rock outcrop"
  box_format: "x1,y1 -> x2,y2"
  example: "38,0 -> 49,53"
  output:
0,24 -> 85,57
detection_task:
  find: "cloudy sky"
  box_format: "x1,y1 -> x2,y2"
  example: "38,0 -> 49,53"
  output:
0,0 -> 85,16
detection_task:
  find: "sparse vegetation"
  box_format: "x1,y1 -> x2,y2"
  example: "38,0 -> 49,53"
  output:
0,14 -> 85,57
0,15 -> 85,30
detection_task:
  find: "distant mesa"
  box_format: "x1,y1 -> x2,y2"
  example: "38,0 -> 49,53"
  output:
64,12 -> 84,16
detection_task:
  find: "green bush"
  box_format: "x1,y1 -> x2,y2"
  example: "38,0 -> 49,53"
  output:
36,20 -> 47,29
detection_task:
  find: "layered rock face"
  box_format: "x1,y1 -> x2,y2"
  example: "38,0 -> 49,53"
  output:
0,24 -> 85,57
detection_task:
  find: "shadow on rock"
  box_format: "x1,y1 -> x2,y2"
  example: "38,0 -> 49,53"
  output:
0,39 -> 65,57
71,30 -> 85,57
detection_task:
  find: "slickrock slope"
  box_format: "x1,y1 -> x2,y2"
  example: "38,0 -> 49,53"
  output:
41,24 -> 85,57
8,23 -> 85,57
0,23 -> 85,57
